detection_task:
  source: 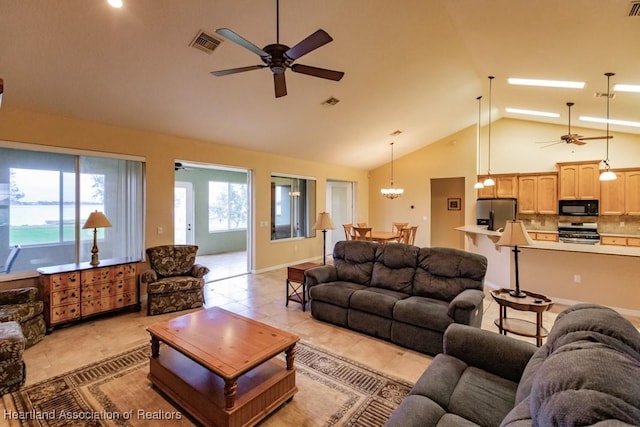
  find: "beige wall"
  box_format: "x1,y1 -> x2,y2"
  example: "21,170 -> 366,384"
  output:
0,107 -> 369,271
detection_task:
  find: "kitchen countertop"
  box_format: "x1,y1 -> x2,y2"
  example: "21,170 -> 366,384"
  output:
456,225 -> 640,257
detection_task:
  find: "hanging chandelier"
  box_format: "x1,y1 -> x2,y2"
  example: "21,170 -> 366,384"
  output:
381,142 -> 404,199
600,72 -> 617,182
483,76 -> 495,187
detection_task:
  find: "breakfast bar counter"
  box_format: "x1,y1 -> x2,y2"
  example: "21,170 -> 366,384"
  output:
456,225 -> 640,316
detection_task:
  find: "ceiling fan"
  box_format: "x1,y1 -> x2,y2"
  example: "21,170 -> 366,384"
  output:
211,0 -> 344,98
539,102 -> 612,147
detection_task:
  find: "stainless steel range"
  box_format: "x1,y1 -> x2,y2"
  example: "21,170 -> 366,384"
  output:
557,222 -> 600,244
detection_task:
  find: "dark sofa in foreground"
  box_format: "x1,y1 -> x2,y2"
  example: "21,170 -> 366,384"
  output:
305,240 -> 487,355
385,304 -> 640,426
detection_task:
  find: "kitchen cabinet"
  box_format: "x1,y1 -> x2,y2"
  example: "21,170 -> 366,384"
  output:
38,258 -> 140,330
558,162 -> 600,200
476,175 -> 518,198
600,169 -> 640,216
529,231 -> 558,242
600,235 -> 640,247
518,174 -> 557,215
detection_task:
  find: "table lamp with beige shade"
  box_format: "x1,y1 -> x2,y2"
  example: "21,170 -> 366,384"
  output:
83,211 -> 112,266
313,212 -> 335,265
496,220 -> 533,298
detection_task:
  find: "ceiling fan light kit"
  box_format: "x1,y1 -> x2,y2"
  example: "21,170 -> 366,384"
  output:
600,72 -> 617,182
381,142 -> 404,199
483,76 -> 495,187
211,0 -> 344,98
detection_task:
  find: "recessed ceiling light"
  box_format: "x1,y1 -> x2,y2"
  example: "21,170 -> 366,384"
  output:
613,83 -> 640,93
505,107 -> 560,118
107,0 -> 123,8
579,116 -> 640,128
507,78 -> 585,89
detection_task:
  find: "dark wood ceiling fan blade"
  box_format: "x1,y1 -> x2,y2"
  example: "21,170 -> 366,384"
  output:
579,135 -> 613,141
291,64 -> 344,81
216,28 -> 269,57
573,140 -> 587,146
274,73 -> 287,98
211,65 -> 265,77
285,29 -> 332,60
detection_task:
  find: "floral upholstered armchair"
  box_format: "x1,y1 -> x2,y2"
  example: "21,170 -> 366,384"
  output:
141,245 -> 210,316
0,287 -> 46,348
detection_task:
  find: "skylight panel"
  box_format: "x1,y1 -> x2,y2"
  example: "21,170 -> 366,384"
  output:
507,78 -> 585,89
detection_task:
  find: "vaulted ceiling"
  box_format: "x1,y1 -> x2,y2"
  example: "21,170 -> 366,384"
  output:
0,0 -> 638,169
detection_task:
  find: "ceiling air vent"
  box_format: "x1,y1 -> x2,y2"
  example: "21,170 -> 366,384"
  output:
321,97 -> 340,107
190,30 -> 222,54
594,92 -> 616,99
628,1 -> 640,16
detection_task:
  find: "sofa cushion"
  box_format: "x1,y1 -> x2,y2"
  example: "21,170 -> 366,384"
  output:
394,296 -> 452,332
370,243 -> 418,293
333,240 -> 378,286
413,248 -> 486,301
0,301 -> 44,324
309,282 -> 367,308
147,276 -> 204,294
350,288 -> 409,319
384,395 -> 447,427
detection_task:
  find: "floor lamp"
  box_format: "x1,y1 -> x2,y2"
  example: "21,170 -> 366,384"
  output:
496,220 -> 532,298
313,212 -> 335,265
83,211 -> 112,266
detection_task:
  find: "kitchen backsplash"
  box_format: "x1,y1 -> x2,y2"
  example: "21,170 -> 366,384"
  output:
519,213 -> 640,236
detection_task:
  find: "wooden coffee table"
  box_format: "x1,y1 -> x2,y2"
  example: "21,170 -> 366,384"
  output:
147,307 -> 299,427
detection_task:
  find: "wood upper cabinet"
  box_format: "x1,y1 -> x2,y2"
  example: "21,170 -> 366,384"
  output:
476,175 -> 518,198
625,170 -> 640,215
518,174 -> 557,214
558,162 -> 600,200
600,169 -> 640,216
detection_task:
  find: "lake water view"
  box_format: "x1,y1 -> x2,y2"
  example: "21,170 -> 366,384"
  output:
9,205 -> 103,226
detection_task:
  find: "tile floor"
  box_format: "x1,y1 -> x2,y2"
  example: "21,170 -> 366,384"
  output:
12,263 -> 640,396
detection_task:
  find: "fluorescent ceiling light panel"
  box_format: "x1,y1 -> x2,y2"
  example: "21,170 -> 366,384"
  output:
579,116 -> 640,128
613,84 -> 640,93
505,107 -> 560,118
507,78 -> 585,89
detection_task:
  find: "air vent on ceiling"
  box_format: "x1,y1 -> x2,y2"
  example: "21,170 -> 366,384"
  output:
321,97 -> 340,106
190,30 -> 222,54
628,1 -> 640,16
390,130 -> 402,136
594,92 -> 616,99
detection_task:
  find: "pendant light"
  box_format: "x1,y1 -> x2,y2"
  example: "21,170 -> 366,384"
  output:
483,76 -> 495,186
381,142 -> 404,199
600,72 -> 617,181
474,95 -> 485,189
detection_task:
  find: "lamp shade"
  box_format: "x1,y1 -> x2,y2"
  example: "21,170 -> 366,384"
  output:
82,211 -> 112,229
496,220 -> 532,247
313,212 -> 335,231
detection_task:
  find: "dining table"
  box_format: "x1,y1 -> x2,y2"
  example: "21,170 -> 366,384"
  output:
370,231 -> 401,243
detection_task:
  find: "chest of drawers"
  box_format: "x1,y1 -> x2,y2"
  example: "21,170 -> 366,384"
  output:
38,258 -> 141,330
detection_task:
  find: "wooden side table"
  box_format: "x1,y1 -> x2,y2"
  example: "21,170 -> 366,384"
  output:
490,288 -> 553,347
286,262 -> 319,312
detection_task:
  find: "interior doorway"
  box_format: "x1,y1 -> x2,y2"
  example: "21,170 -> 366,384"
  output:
430,177 -> 465,249
326,180 -> 355,256
174,161 -> 251,281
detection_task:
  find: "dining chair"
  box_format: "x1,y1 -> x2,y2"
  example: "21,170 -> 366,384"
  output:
398,228 -> 412,244
343,224 -> 354,241
408,226 -> 418,245
357,222 -> 368,227
352,226 -> 373,240
392,222 -> 408,234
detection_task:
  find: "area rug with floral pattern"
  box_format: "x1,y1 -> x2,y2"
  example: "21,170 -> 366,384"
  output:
2,341 -> 413,426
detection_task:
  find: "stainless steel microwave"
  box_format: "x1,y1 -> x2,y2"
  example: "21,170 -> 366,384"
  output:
558,200 -> 599,216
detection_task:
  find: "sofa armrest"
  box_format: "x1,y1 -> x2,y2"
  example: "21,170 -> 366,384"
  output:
0,287 -> 39,305
191,264 -> 210,278
304,265 -> 337,287
447,289 -> 484,318
140,269 -> 158,284
444,323 -> 537,383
